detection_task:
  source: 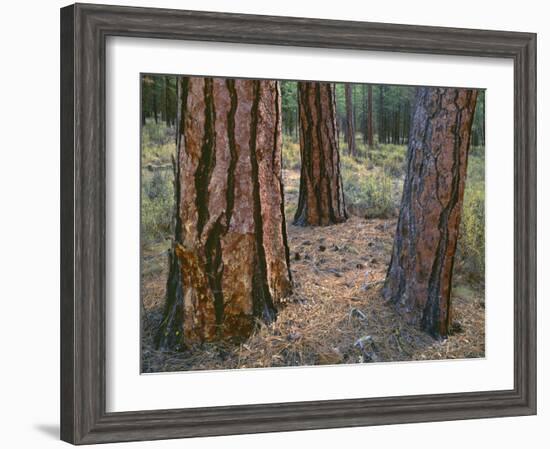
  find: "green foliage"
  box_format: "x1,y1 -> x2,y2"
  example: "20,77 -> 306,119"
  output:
141,120 -> 176,245
456,148 -> 485,283
282,137 -> 301,170
142,118 -> 176,154
368,144 -> 407,177
333,83 -> 416,153
340,151 -> 399,219
142,170 -> 174,244
281,81 -> 299,137
470,90 -> 485,146
141,74 -> 179,127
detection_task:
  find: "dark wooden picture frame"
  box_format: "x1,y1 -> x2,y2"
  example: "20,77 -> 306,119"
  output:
60,3 -> 536,444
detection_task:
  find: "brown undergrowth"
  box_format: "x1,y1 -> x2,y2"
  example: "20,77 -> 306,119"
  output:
141,167 -> 485,373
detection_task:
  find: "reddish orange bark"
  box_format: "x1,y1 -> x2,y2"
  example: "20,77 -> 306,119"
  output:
383,87 -> 478,338
157,78 -> 292,350
294,82 -> 347,226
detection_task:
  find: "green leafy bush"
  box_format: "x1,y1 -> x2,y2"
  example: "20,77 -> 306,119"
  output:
456,153 -> 485,283
341,156 -> 396,218
282,138 -> 301,170
142,119 -> 176,148
368,144 -> 407,177
458,186 -> 485,280
141,170 -> 174,244
141,120 -> 177,245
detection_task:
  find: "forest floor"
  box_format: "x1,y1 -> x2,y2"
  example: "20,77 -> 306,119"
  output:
141,167 -> 485,373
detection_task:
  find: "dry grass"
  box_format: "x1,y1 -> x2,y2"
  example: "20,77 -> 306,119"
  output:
141,168 -> 485,373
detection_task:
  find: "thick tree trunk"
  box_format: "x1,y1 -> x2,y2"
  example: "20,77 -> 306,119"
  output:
294,82 -> 347,226
383,87 -> 478,338
345,84 -> 356,156
156,77 -> 292,350
367,85 -> 374,149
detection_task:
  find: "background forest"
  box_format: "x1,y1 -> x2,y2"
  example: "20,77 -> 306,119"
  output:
141,75 -> 485,372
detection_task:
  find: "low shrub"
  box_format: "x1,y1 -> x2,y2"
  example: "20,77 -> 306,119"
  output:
368,144 -> 407,177
282,138 -> 301,170
142,119 -> 176,148
140,120 -> 177,245
341,156 -> 396,219
455,153 -> 485,283
141,169 -> 175,244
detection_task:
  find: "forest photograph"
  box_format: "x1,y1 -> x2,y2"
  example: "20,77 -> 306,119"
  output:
140,75 -> 486,373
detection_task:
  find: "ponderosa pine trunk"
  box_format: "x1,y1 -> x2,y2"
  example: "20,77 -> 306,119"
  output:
294,82 -> 347,226
156,77 -> 292,350
383,87 -> 478,338
345,84 -> 356,156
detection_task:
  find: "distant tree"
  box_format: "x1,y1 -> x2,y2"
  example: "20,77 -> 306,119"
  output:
294,82 -> 347,226
164,76 -> 169,124
471,90 -> 485,146
175,77 -> 181,138
345,84 -> 356,156
140,75 -> 178,127
367,84 -> 374,148
152,85 -> 159,123
141,75 -> 153,126
383,87 -> 478,338
281,81 -> 299,139
156,77 -> 292,350
361,85 -> 367,145
378,85 -> 385,143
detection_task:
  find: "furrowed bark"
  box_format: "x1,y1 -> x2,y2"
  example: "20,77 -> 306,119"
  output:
383,87 -> 478,338
294,82 -> 347,226
156,77 -> 292,350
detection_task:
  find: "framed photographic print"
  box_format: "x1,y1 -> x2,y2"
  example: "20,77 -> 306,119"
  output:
60,3 -> 536,444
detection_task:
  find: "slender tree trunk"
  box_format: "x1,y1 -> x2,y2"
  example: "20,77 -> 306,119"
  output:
367,85 -> 374,149
395,106 -> 401,144
481,116 -> 485,145
383,87 -> 478,338
361,85 -> 367,145
345,84 -> 356,156
353,87 -> 360,145
403,99 -> 411,144
378,86 -> 384,144
399,102 -> 407,145
153,92 -> 158,124
141,101 -> 146,127
294,82 -> 347,226
175,77 -> 181,143
156,77 -> 292,350
164,76 -> 169,124
295,98 -> 299,140
141,76 -> 150,124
